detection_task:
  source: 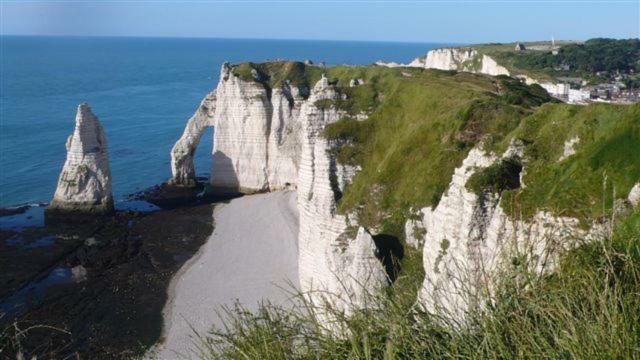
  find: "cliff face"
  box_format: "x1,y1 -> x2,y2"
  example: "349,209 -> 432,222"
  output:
48,104 -> 113,214
171,61 -> 638,325
379,47 -> 509,78
171,64 -> 387,313
295,75 -> 387,312
421,48 -> 509,77
405,144 -> 606,321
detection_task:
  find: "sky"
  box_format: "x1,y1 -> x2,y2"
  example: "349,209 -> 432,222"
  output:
1,0 -> 638,43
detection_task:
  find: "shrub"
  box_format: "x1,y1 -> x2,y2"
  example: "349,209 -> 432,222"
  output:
466,157 -> 522,195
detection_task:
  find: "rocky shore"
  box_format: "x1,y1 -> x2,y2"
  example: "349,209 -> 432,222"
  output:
0,187 -> 216,359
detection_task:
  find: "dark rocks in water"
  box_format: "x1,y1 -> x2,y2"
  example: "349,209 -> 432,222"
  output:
131,177 -> 239,209
44,207 -> 115,227
0,205 -> 30,217
0,202 -> 214,359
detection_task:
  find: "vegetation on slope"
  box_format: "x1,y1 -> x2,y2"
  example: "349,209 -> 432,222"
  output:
199,210 -> 640,359
466,157 -> 522,195
231,61 -> 324,93
318,65 -> 639,231
321,68 -> 553,236
499,103 -> 640,224
483,38 -> 640,85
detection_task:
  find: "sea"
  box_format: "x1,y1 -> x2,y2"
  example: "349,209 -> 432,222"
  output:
0,36 -> 445,208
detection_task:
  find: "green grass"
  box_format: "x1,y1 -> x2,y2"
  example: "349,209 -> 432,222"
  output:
499,103 -> 640,224
320,69 -> 552,236
230,61 -> 324,92
199,210 -> 640,359
319,65 -> 639,232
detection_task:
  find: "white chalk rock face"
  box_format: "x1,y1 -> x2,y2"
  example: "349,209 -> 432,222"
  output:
179,66 -> 388,315
629,182 -> 640,207
296,76 -> 388,313
377,48 -> 507,78
326,227 -> 389,312
267,85 -> 303,190
48,104 -> 113,214
209,64 -> 273,193
208,64 -> 301,194
424,48 -> 479,71
480,55 -> 510,76
559,136 -> 580,161
170,92 -> 216,186
411,147 -> 603,321
404,209 -> 427,249
421,48 -> 511,77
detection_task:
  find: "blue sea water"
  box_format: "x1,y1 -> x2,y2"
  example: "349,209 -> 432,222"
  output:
1,36 -> 444,207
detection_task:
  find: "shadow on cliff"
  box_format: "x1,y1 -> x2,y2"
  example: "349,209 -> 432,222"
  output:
209,151 -> 242,197
372,234 -> 404,282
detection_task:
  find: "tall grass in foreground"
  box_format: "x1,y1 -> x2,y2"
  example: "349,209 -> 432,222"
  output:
198,211 -> 640,359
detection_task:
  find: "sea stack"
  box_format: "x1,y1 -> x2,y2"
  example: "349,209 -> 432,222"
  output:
47,104 -> 113,215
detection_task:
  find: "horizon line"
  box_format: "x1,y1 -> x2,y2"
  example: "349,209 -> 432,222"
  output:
1,33 -> 631,44
2,33 -> 623,45
0,33 -> 464,45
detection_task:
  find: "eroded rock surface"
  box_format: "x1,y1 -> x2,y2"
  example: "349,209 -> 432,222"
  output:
629,182 -> 640,207
170,92 -> 216,187
559,136 -> 580,161
295,75 -> 387,313
170,65 -> 388,315
407,147 -> 605,322
47,104 -> 113,215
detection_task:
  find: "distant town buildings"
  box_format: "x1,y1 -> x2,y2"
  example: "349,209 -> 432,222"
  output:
538,80 -> 639,104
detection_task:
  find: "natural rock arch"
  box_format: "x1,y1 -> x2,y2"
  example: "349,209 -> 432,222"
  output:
169,92 -> 216,187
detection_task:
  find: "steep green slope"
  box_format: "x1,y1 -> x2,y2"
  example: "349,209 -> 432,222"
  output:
322,69 -> 552,236
501,103 -> 640,224
320,68 -> 639,233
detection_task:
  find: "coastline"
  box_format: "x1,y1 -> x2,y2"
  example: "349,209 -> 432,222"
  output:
0,189 -> 215,359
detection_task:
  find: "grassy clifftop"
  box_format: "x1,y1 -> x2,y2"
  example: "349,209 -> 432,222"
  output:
323,69 -> 555,236
473,38 -> 640,84
318,66 -> 638,235
501,103 -> 640,223
229,60 -> 639,234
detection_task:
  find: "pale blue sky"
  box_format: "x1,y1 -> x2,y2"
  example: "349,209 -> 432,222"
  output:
1,0 -> 638,43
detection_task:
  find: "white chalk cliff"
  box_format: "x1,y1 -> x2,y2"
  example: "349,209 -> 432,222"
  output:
171,64 -> 388,314
48,104 -> 113,214
405,144 -> 606,321
170,92 -> 216,187
378,47 -> 576,101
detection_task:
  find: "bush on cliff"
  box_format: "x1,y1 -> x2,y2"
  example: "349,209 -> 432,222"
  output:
466,157 -> 522,195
